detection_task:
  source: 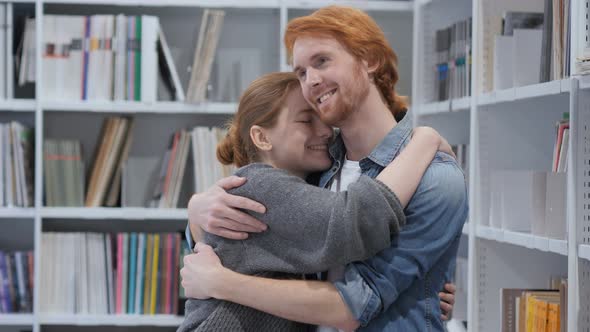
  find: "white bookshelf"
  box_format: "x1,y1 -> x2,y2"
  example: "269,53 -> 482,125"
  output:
412,0 -> 589,331
42,101 -> 238,114
0,208 -> 36,218
0,313 -> 34,326
39,207 -> 188,220
38,314 -> 184,326
476,225 -> 568,256
462,222 -> 469,236
477,79 -> 569,106
0,99 -> 36,112
0,1 -> 414,331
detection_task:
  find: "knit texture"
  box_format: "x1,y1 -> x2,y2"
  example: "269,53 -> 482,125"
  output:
178,163 -> 406,331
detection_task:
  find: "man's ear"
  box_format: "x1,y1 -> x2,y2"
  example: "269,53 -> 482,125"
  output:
362,58 -> 379,74
250,125 -> 273,151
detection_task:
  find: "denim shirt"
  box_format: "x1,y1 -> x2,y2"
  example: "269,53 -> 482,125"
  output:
319,115 -> 468,331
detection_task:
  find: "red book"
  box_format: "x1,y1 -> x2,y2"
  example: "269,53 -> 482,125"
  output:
172,233 -> 181,315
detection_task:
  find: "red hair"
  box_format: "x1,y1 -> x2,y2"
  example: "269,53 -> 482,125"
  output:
285,6 -> 408,117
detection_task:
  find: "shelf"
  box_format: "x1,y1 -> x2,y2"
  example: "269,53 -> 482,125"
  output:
0,313 -> 34,326
462,222 -> 469,236
0,99 -> 36,112
580,244 -> 590,261
39,314 -> 183,326
478,79 -> 569,106
476,225 -> 567,256
418,96 -> 470,116
42,0 -> 281,7
0,208 -> 35,218
40,0 -> 412,11
419,100 -> 450,115
42,101 -> 237,114
285,0 -> 413,11
40,207 -> 188,220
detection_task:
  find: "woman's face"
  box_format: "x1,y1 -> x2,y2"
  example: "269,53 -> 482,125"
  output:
264,87 -> 334,177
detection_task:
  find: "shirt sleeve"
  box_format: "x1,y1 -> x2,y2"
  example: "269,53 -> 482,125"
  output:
334,161 -> 468,326
185,224 -> 194,251
227,164 -> 406,275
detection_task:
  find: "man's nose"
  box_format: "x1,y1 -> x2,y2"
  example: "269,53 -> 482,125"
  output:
306,68 -> 321,87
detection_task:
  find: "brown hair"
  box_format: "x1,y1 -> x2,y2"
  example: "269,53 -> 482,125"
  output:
284,5 -> 408,117
217,72 -> 300,167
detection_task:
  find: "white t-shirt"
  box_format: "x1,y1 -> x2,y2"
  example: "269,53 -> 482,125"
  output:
317,159 -> 362,332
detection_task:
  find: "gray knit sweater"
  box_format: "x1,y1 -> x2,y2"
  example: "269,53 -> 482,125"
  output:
178,163 -> 406,332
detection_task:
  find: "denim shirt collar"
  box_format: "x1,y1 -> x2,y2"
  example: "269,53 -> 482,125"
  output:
363,114 -> 412,168
320,114 -> 412,188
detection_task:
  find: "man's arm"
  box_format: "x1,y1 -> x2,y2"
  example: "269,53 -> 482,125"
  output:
182,243 -> 359,331
185,175 -> 267,249
335,160 -> 468,325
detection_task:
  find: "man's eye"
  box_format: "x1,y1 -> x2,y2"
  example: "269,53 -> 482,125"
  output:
298,70 -> 307,79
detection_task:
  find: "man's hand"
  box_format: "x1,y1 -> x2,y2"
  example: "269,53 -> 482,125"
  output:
181,242 -> 226,299
188,176 -> 267,240
439,283 -> 456,321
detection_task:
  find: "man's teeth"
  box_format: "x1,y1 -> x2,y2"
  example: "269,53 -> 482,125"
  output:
308,144 -> 328,150
318,91 -> 334,104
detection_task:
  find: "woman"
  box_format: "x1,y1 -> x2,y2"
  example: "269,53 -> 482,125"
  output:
178,72 -> 453,331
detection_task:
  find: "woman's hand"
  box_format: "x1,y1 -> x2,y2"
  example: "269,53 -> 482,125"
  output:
412,127 -> 456,159
181,242 -> 226,300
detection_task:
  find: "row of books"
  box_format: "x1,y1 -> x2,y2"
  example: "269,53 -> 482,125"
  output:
492,3 -> 570,91
191,127 -> 235,193
0,250 -> 34,314
20,15 -> 178,103
434,17 -> 472,101
488,170 -> 566,240
44,139 -> 84,207
501,277 -> 567,332
44,118 -> 234,207
0,4 -> 10,100
17,9 -> 227,104
551,113 -> 569,173
40,232 -> 183,315
44,116 -> 134,207
0,122 -> 34,208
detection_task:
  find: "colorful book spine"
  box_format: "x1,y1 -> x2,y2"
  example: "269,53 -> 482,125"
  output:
115,233 -> 123,314
127,233 -> 137,313
143,234 -> 153,314
150,234 -> 159,314
135,233 -> 145,314
134,16 -> 142,101
82,16 -> 90,100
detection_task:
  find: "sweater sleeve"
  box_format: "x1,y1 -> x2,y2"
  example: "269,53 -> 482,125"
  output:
227,164 -> 406,275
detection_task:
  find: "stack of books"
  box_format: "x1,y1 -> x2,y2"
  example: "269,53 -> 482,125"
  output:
40,232 -> 183,315
44,139 -> 85,207
0,122 -> 34,208
18,14 -> 187,103
0,250 -> 34,313
501,277 -> 567,332
434,17 -> 472,101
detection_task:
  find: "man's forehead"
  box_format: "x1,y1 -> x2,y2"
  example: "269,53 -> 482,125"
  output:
292,36 -> 343,64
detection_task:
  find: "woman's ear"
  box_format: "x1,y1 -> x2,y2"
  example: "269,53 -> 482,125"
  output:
250,125 -> 273,151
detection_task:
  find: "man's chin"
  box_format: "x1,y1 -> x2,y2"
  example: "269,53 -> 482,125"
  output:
319,109 -> 349,127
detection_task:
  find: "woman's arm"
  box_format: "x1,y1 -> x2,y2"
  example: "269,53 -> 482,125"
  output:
222,164 -> 404,274
376,126 -> 451,207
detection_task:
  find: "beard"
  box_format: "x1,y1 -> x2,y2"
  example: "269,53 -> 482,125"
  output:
317,62 -> 370,127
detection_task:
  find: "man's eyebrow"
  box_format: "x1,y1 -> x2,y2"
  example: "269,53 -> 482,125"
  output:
292,52 -> 328,73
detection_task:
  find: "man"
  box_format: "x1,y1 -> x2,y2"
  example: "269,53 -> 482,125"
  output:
182,6 -> 467,331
